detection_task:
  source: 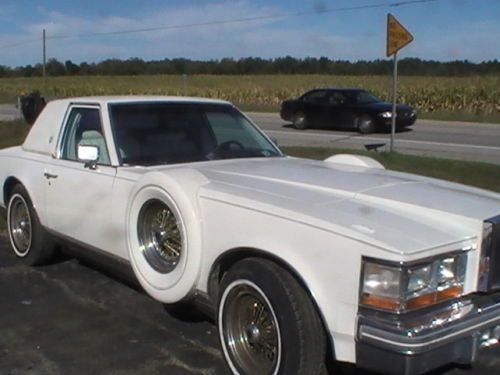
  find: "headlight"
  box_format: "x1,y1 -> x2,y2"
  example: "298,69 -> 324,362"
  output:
407,264 -> 432,295
362,263 -> 402,311
360,253 -> 467,313
379,111 -> 392,118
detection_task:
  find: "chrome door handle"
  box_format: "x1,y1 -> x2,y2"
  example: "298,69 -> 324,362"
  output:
44,172 -> 58,179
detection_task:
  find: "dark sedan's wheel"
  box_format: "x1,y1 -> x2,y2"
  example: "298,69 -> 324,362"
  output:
7,185 -> 54,265
357,114 -> 376,134
218,258 -> 326,375
293,112 -> 308,130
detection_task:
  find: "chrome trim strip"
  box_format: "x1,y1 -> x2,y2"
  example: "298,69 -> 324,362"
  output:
358,293 -> 500,354
46,228 -> 136,282
360,314 -> 500,351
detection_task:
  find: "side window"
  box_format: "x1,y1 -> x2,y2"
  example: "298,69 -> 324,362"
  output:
302,90 -> 328,104
328,92 -> 347,105
60,107 -> 110,165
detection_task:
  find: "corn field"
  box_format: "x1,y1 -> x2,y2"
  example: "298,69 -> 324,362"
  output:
0,74 -> 499,116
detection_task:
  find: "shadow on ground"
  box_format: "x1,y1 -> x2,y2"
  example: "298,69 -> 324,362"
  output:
281,123 -> 414,134
0,235 -> 498,375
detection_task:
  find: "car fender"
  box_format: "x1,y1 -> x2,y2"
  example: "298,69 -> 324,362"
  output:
0,151 -> 48,224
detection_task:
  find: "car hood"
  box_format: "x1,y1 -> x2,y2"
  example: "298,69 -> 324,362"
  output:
364,101 -> 413,113
191,157 -> 500,255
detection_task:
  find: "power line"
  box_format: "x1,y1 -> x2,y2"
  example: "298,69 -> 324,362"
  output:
48,0 -> 441,40
0,0 -> 444,50
0,38 -> 39,50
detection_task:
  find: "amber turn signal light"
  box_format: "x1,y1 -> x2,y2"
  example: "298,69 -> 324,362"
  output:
406,285 -> 463,310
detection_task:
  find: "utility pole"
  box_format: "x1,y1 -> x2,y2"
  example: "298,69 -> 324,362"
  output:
42,29 -> 46,93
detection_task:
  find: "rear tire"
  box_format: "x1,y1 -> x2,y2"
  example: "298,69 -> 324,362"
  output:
218,258 -> 327,375
293,112 -> 308,130
357,114 -> 375,134
7,184 -> 55,265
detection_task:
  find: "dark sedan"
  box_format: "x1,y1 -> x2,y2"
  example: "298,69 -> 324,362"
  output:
280,88 -> 417,133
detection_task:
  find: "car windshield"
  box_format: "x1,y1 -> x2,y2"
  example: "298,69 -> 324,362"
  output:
109,102 -> 281,166
354,91 -> 381,104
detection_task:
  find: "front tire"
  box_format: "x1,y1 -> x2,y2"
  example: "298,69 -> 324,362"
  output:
218,258 -> 326,375
7,185 -> 54,265
293,112 -> 308,130
357,114 -> 376,134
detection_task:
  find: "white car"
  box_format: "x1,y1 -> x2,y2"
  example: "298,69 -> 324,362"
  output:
1,96 -> 499,375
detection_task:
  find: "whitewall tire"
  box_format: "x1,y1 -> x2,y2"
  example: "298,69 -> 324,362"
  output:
7,184 -> 55,265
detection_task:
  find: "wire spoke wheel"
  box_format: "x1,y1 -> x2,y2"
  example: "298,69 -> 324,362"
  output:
221,281 -> 281,375
138,199 -> 183,273
9,195 -> 32,256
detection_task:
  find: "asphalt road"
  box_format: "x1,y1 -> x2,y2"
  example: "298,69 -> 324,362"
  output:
1,234 -> 500,375
247,113 -> 500,165
0,104 -> 22,122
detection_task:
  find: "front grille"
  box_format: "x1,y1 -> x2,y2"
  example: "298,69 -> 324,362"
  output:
483,215 -> 500,292
490,216 -> 500,290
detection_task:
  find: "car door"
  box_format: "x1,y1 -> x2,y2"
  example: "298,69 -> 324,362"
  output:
301,90 -> 330,127
44,105 -> 117,251
326,91 -> 356,129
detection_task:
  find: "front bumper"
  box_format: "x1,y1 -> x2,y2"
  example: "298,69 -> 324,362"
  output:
378,114 -> 417,128
356,292 -> 500,375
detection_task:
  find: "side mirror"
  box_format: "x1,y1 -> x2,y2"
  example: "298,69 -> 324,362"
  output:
77,144 -> 99,169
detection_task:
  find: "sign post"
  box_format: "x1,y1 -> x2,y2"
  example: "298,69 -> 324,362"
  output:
390,51 -> 397,152
386,14 -> 413,152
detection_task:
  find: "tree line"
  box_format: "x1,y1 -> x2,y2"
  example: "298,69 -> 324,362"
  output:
1,57 -> 499,77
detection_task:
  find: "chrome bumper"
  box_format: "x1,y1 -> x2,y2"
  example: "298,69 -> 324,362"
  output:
356,292 -> 500,375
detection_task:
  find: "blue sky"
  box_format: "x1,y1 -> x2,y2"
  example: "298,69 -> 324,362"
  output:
0,0 -> 499,66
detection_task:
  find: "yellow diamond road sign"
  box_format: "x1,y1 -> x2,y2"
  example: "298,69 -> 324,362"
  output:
386,13 -> 414,57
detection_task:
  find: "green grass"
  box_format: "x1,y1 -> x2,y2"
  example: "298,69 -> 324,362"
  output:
1,74 -> 499,123
282,146 -> 500,193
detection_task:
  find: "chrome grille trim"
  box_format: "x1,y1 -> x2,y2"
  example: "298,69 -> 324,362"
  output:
481,215 -> 500,292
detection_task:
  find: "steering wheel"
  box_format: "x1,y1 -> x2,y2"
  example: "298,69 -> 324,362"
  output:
215,140 -> 245,152
207,140 -> 245,160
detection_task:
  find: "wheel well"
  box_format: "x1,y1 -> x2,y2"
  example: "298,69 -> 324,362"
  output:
3,177 -> 21,205
208,247 -> 336,362
357,113 -> 372,122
